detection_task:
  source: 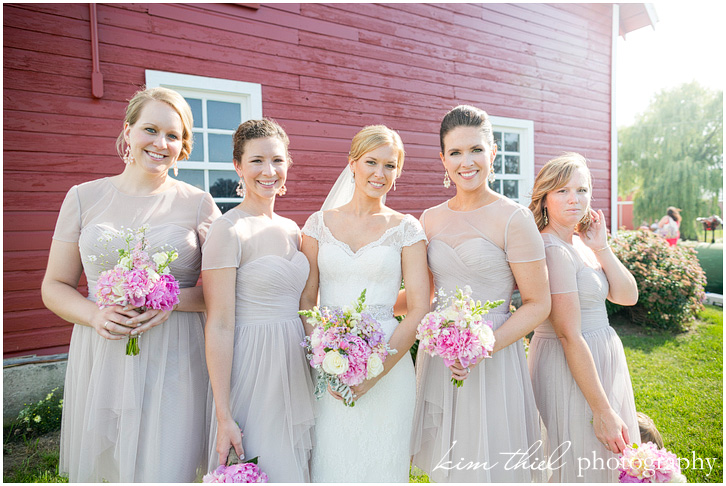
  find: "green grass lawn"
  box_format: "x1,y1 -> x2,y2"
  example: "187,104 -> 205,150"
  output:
4,308 -> 722,483
616,305 -> 723,483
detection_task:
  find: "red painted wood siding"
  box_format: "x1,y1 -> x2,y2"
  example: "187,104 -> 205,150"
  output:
3,3 -> 614,357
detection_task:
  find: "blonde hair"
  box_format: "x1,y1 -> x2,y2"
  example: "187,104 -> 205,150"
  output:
637,412 -> 664,448
115,87 -> 194,161
529,152 -> 593,233
348,125 -> 405,177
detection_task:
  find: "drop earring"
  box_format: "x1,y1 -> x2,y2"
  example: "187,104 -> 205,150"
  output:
236,179 -> 246,198
393,179 -> 397,191
350,168 -> 355,184
488,167 -> 495,184
443,171 -> 451,189
172,160 -> 178,177
543,207 -> 549,226
123,146 -> 135,165
277,184 -> 287,196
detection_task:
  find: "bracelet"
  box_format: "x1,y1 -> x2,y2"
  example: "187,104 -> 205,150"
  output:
593,245 -> 610,253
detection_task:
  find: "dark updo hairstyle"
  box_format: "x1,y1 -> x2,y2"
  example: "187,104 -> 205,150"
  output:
439,105 -> 495,153
232,118 -> 291,167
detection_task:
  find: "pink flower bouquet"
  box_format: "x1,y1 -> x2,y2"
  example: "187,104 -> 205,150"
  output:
300,289 -> 396,406
203,450 -> 268,483
92,226 -> 180,356
618,442 -> 686,483
417,286 -> 503,387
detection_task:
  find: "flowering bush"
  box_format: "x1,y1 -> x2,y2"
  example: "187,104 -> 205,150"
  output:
607,230 -> 706,331
12,388 -> 63,438
618,442 -> 686,483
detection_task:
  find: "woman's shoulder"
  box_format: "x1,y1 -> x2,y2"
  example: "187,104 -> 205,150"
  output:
73,177 -> 112,196
421,200 -> 450,218
172,180 -> 212,199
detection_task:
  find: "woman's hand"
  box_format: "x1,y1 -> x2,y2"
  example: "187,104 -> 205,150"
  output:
123,306 -> 176,336
91,305 -> 140,340
448,357 -> 486,382
580,209 -> 608,251
350,374 -> 382,401
593,407 -> 630,454
216,416 -> 244,466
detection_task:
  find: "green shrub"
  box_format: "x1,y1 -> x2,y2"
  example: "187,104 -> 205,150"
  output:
607,230 -> 706,331
11,388 -> 63,439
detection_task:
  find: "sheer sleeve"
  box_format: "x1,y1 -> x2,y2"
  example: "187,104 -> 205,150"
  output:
545,243 -> 578,294
401,214 -> 427,247
53,185 -> 82,243
301,211 -> 323,241
504,207 -> 546,263
201,216 -> 241,271
196,193 -> 222,248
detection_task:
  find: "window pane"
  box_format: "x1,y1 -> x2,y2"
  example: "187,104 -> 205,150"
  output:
504,132 -> 520,152
503,180 -> 519,199
505,155 -> 520,174
209,134 -> 234,162
185,98 -> 203,128
188,132 -> 204,161
493,154 -> 502,174
493,131 -> 502,151
489,178 -> 501,194
209,170 -> 240,198
171,169 -> 204,190
216,201 -> 239,214
207,101 -> 241,130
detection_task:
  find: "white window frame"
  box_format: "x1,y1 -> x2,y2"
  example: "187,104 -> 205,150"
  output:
489,116 -> 535,207
145,70 -> 262,208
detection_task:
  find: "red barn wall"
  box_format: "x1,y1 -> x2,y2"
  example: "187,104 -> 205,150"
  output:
3,3 -> 614,357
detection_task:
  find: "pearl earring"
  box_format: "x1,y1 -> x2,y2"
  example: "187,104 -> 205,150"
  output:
443,171 -> 451,189
123,146 -> 135,165
236,179 -> 246,198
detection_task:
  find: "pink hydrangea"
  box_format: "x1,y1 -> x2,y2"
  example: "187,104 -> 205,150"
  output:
203,463 -> 268,483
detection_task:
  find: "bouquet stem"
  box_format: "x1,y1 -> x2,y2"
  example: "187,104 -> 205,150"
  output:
451,377 -> 464,388
126,335 -> 140,356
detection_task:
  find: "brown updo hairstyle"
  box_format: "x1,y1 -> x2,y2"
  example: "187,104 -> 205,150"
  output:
529,152 -> 593,234
115,87 -> 194,161
439,105 -> 495,153
348,125 -> 405,177
232,118 -> 291,168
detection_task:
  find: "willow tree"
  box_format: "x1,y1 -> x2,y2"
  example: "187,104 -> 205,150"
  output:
618,82 -> 723,240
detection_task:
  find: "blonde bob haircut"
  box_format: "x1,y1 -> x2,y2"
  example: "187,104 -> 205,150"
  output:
529,152 -> 593,234
348,125 -> 405,177
115,87 -> 194,162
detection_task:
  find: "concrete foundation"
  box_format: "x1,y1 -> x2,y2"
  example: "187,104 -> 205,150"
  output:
3,356 -> 67,426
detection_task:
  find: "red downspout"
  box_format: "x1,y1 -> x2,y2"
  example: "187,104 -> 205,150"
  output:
90,3 -> 104,98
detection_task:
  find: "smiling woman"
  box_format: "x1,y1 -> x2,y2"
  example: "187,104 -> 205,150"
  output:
41,86 -> 221,482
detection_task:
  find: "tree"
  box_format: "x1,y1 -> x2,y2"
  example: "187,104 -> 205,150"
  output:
618,82 -> 723,240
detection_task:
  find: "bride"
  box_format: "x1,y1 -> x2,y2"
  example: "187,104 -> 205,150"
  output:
300,125 -> 430,482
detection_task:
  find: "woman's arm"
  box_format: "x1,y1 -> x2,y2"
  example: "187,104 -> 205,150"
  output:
550,291 -> 630,454
299,234 -> 320,336
581,209 -> 638,306
41,240 -> 137,338
351,240 -> 429,398
393,268 -> 434,316
203,266 -> 244,465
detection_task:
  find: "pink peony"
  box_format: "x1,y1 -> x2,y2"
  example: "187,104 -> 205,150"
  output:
145,273 -> 180,310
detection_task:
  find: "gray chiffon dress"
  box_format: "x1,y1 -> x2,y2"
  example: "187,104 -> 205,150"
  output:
55,177 -> 220,482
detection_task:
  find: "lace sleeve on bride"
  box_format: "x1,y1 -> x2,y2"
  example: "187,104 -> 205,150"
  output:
301,211 -> 323,241
400,214 -> 427,248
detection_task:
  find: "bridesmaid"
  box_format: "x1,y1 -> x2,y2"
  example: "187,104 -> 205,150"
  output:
527,153 -> 640,482
41,87 -> 220,482
410,105 -> 550,482
202,119 -> 316,482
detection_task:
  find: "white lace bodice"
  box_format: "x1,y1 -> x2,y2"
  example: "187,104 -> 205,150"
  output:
302,210 -> 425,339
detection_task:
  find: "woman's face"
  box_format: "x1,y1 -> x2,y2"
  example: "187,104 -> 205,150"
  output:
235,136 -> 289,200
124,100 -> 183,176
440,126 -> 496,192
544,167 -> 591,228
349,144 -> 399,198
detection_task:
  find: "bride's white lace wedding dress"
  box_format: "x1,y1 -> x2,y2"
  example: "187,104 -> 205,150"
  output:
302,210 -> 426,482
